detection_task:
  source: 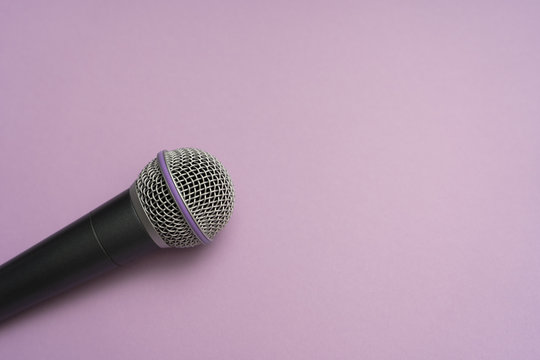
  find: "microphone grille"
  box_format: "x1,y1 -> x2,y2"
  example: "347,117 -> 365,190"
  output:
134,148 -> 235,248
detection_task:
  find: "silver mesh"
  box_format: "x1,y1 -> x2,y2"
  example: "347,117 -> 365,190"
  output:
134,148 -> 235,248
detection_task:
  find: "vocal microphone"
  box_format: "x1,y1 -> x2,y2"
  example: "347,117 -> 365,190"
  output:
0,148 -> 235,322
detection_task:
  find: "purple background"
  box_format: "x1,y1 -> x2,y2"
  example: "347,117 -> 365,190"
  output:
1,1 -> 539,359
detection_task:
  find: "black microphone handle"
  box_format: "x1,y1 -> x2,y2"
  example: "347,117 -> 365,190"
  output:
0,189 -> 160,322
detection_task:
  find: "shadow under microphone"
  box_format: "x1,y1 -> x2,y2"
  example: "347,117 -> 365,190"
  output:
0,148 -> 235,322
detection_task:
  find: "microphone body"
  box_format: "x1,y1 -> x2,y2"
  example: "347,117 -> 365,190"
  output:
0,189 -> 158,322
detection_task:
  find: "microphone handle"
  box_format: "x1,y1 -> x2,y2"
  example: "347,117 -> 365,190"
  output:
0,189 -> 159,322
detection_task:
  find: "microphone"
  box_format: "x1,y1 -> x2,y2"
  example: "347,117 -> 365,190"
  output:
0,148 -> 235,322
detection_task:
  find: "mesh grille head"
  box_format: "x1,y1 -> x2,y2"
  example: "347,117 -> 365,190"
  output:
135,148 -> 235,248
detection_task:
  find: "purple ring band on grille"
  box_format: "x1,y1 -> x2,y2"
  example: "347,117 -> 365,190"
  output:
157,150 -> 211,245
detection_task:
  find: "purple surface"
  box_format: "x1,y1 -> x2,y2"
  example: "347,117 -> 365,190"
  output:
1,1 -> 540,359
157,150 -> 211,245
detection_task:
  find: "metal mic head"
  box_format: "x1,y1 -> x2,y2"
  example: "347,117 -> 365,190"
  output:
130,148 -> 235,248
